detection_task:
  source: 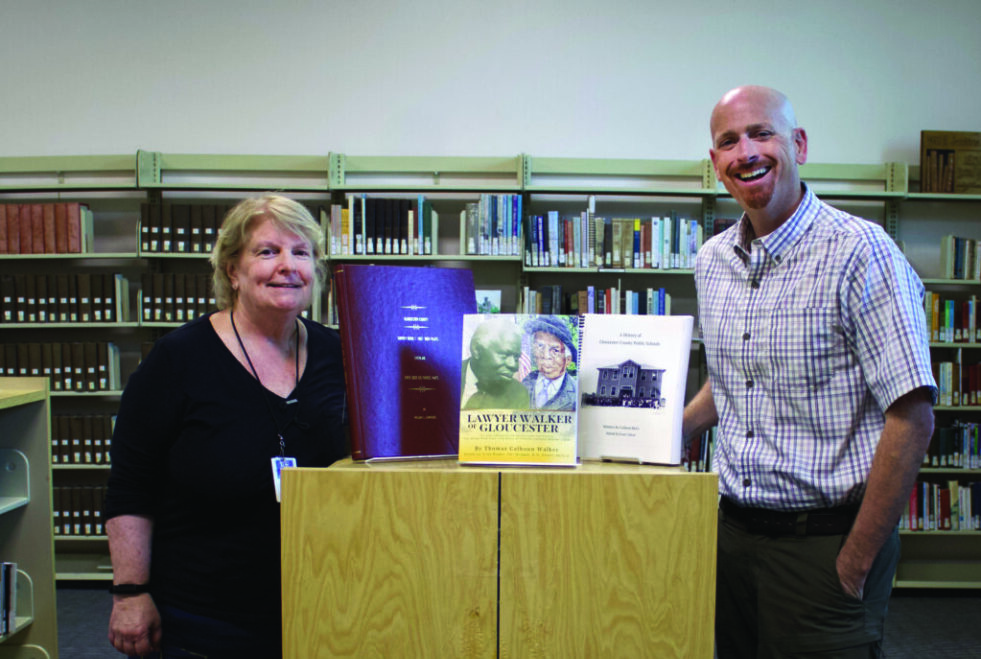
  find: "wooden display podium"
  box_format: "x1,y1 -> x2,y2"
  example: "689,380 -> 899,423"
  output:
282,459 -> 717,658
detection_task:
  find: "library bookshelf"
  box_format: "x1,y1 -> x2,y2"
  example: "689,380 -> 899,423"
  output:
0,153 -> 979,590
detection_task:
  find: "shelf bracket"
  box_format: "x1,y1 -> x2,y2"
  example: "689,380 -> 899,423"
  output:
701,197 -> 716,240
328,152 -> 345,189
136,150 -> 162,187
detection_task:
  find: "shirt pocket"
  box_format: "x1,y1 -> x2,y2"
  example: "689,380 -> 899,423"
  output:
767,307 -> 846,398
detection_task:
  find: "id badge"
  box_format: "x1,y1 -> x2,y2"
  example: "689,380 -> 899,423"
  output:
271,456 -> 297,503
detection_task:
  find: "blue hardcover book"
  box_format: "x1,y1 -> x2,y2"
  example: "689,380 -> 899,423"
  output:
334,264 -> 477,461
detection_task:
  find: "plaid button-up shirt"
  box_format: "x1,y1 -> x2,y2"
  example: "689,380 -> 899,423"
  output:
696,185 -> 936,510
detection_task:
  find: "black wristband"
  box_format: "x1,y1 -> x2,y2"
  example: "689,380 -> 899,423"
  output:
108,583 -> 151,596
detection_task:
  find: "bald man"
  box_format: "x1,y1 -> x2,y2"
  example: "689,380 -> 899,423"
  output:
683,86 -> 936,657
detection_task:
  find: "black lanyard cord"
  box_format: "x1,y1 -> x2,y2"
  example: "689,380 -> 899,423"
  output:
230,310 -> 300,457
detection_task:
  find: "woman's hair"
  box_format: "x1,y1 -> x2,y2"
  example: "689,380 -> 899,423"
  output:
210,194 -> 326,310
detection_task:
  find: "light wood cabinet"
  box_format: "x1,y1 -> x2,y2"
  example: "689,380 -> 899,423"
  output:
282,459 -> 717,658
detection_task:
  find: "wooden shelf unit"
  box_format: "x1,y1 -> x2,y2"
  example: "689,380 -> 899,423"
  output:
0,377 -> 58,658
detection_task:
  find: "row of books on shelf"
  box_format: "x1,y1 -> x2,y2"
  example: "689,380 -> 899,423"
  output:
52,485 -> 106,537
939,234 -> 981,281
51,414 -> 115,466
925,421 -> 979,469
933,360 -> 980,407
682,427 -> 714,473
0,342 -> 121,392
920,131 -> 981,195
139,202 -> 229,254
924,292 -> 978,343
140,273 -> 217,323
520,284 -> 673,316
903,478 -> 981,532
0,273 -> 129,324
0,202 -> 93,254
0,561 -> 17,636
526,213 -> 702,270
326,194 -> 522,258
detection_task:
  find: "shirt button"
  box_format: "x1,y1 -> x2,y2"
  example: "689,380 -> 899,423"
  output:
746,430 -> 754,438
742,332 -> 750,341
743,478 -> 752,487
750,280 -> 760,289
746,379 -> 753,389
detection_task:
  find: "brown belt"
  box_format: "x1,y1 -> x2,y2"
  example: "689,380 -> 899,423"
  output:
720,496 -> 859,536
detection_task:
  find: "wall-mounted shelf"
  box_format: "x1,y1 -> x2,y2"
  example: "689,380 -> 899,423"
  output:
329,154 -> 524,192
137,151 -> 330,192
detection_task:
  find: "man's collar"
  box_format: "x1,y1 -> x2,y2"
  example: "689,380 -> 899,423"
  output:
733,183 -> 816,263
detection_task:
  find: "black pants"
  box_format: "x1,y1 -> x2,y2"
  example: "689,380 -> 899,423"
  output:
716,510 -> 900,658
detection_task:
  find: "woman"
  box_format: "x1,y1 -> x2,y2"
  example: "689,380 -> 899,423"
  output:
105,195 -> 347,658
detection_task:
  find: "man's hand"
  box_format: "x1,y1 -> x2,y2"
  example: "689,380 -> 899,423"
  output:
836,550 -> 866,600
108,593 -> 162,656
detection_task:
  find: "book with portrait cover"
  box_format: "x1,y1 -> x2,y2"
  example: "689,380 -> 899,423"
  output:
334,264 -> 476,461
577,313 -> 693,465
459,313 -> 578,466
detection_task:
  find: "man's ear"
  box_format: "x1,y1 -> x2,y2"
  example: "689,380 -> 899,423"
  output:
793,128 -> 808,165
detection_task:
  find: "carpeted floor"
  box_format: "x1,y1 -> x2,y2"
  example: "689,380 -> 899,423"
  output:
56,584 -> 981,658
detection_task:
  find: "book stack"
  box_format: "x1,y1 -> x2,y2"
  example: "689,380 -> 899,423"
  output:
0,273 -> 128,324
0,561 -> 16,635
520,283 -> 672,316
904,479 -> 980,532
140,202 -> 234,254
328,195 -> 448,257
932,358 -> 980,407
682,427 -> 715,473
50,414 -> 114,465
0,342 -> 121,392
525,212 -> 702,270
924,292 -> 978,343
51,486 -> 107,537
460,194 -> 523,256
139,273 -> 216,323
0,202 -> 93,254
925,421 -> 979,469
939,235 -> 981,280
920,131 -> 981,194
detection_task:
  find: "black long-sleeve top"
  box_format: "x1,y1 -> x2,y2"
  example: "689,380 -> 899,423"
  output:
105,313 -> 347,628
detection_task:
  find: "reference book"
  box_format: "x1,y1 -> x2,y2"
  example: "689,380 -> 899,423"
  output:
920,130 -> 981,194
459,313 -> 578,466
334,264 -> 476,461
577,313 -> 693,465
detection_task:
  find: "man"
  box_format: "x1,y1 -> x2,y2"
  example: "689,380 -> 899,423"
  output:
522,316 -> 577,411
682,85 -> 936,657
462,317 -> 530,410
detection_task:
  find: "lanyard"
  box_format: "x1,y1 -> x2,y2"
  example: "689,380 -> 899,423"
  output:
230,310 -> 300,458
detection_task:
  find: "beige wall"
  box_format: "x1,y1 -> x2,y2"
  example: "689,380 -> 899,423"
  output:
1,0 -> 979,163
